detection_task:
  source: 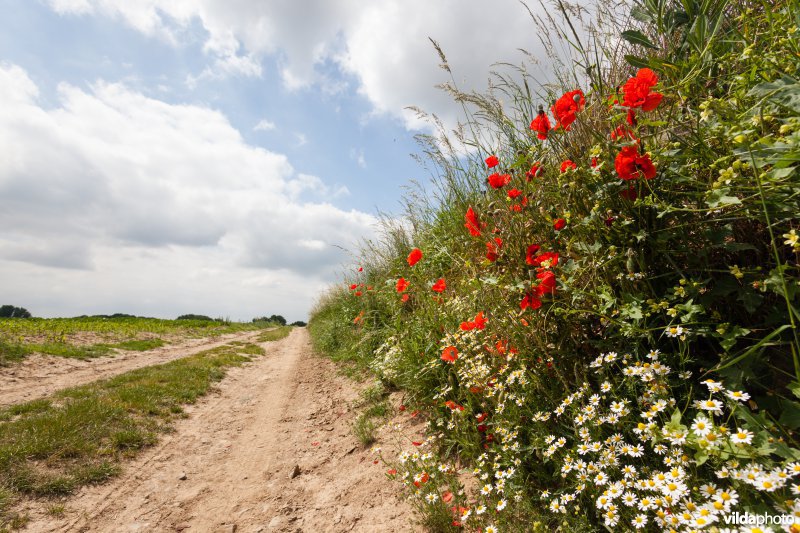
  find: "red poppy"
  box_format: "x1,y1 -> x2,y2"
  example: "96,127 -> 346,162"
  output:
401,293 -> 410,302
349,283 -> 358,290
487,172 -> 511,189
553,218 -> 566,231
485,237 -> 502,262
358,266 -> 363,272
615,145 -> 656,180
396,277 -> 409,292
526,163 -> 542,181
534,270 -> 557,296
525,244 -> 541,265
407,248 -> 423,267
476,412 -> 488,423
531,251 -> 560,269
529,106 -> 551,140
485,154 -> 499,168
551,89 -> 585,130
354,291 -> 362,296
441,346 -> 458,363
444,400 -> 464,411
460,311 -> 488,331
442,491 -> 454,503
464,206 -> 482,237
560,159 -> 577,173
591,157 -> 598,168
520,293 -> 542,310
621,68 -> 663,111
387,469 -> 397,476
610,125 -> 635,141
431,278 -> 446,293
507,188 -> 523,199
626,108 -> 637,126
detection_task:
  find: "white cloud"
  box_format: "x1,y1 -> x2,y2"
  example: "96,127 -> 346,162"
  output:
349,148 -> 366,169
0,63 -> 375,319
253,119 -> 276,132
45,0 -> 577,131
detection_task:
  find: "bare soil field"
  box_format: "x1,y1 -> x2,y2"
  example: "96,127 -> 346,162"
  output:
15,328 -> 417,532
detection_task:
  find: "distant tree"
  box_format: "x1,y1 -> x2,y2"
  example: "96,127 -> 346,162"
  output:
269,314 -> 287,326
290,320 -> 307,327
176,314 -> 214,321
0,305 -> 31,318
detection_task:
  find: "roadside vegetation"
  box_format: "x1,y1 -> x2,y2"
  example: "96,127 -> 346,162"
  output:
309,0 -> 800,530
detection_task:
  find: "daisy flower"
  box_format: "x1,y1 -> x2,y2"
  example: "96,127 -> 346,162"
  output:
730,429 -> 754,445
726,389 -> 750,402
632,514 -> 648,529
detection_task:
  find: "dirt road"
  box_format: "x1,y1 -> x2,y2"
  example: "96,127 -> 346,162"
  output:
0,331 -> 264,407
18,328 -> 416,532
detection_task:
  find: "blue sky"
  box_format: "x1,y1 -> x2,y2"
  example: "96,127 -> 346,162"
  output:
0,0 -> 569,321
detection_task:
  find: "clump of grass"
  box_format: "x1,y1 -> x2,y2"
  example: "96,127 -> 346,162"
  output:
0,342 -> 29,366
110,338 -> 165,351
27,343 -> 112,360
352,382 -> 390,447
256,326 -> 292,343
0,341 -> 260,527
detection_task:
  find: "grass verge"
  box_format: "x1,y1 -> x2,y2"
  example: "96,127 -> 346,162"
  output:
256,326 -> 292,343
0,341 -> 264,528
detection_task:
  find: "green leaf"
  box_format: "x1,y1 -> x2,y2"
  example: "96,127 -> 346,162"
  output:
621,30 -> 658,50
778,400 -> 800,430
624,54 -> 651,69
630,5 -> 655,23
720,326 -> 751,352
705,188 -> 742,208
712,325 -> 793,372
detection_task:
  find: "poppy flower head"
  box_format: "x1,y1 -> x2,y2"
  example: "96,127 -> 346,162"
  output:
349,283 -> 358,290
407,248 -> 423,267
520,293 -> 543,311
560,160 -> 577,173
615,145 -> 656,180
485,154 -> 499,168
396,277 -> 409,293
525,244 -> 541,265
441,346 -> 458,363
485,237 -> 502,262
531,251 -> 560,269
487,172 -> 511,189
464,206 -> 483,237
530,106 -> 551,140
553,218 -> 566,231
534,270 -> 557,296
551,89 -> 585,130
622,68 -> 663,111
507,188 -> 523,199
431,278 -> 447,293
526,163 -> 542,181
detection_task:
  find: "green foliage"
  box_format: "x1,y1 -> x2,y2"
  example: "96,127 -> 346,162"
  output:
310,0 -> 800,530
0,306 -> 30,319
176,314 -> 214,321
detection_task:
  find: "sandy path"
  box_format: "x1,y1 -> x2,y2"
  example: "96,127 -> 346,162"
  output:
0,330 -> 264,407
20,328 -> 415,532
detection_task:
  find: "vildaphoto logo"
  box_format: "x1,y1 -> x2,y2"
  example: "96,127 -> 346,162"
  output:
723,511 -> 798,527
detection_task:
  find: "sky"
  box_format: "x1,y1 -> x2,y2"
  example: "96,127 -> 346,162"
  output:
0,0 -> 574,322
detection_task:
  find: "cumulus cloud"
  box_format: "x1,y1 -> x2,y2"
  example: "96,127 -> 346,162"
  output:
45,0 -> 577,130
0,63 -> 374,319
